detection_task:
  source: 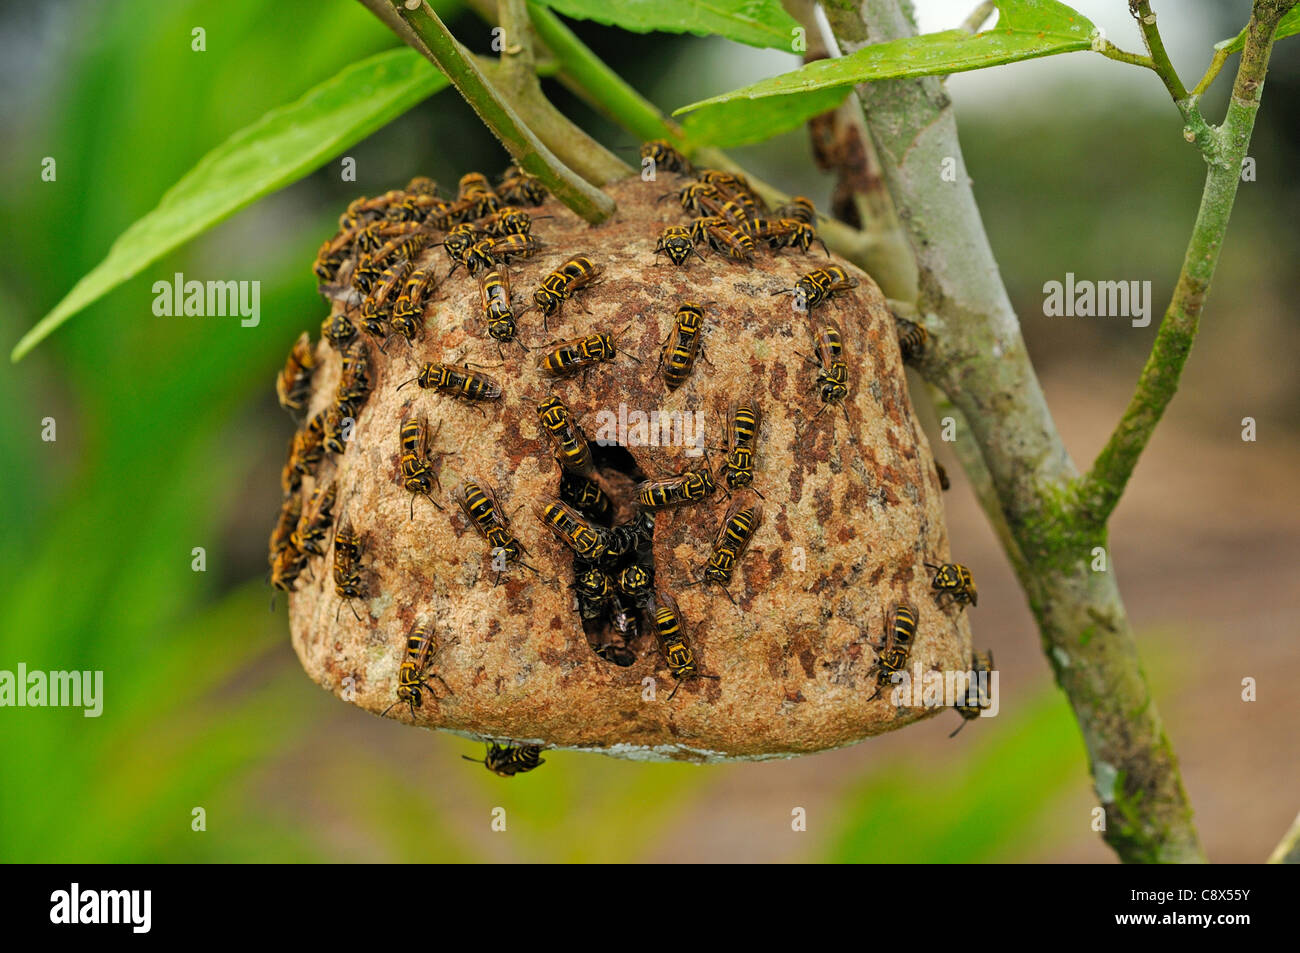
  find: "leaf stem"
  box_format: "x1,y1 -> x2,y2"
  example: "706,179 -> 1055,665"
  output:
385,1 -> 615,222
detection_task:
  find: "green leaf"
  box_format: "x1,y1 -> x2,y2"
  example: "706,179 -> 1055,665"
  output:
11,48 -> 448,362
531,0 -> 801,51
1216,7 -> 1300,54
674,0 -> 1095,116
682,84 -> 848,148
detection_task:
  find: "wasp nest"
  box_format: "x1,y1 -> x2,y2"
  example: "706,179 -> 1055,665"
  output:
271,162 -> 973,763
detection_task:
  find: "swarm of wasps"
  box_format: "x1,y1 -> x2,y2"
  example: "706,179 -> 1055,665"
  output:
269,146 -> 983,778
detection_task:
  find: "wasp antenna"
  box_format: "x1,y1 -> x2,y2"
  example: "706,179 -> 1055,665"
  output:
380,700 -> 401,719
948,720 -> 968,739
461,755 -> 486,765
666,679 -> 682,703
349,600 -> 362,622
396,377 -> 419,391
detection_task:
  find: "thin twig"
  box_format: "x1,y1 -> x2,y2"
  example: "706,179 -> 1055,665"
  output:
1130,2 -> 1189,102
1079,0 -> 1296,526
1267,810 -> 1300,863
960,1 -> 996,34
380,0 -> 614,222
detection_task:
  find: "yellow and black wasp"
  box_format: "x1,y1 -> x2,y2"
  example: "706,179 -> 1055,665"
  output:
462,233 -> 542,278
496,165 -> 547,206
270,494 -> 301,565
288,412 -> 327,483
616,563 -> 654,608
689,216 -> 754,262
598,510 -> 655,567
536,395 -> 594,476
689,499 -> 762,607
559,471 -> 612,523
322,406 -> 352,456
663,180 -> 720,214
776,196 -> 817,225
867,603 -> 918,701
652,590 -> 720,701
276,331 -> 315,419
353,232 -> 431,297
636,461 -> 717,510
336,340 -> 373,417
574,566 -> 616,621
399,362 -> 504,413
290,480 -> 337,558
404,175 -> 441,196
453,478 -> 538,583
771,265 -> 858,312
321,311 -> 358,351
388,264 -> 440,347
895,316 -> 929,363
332,515 -> 366,622
269,543 -> 309,603
462,742 -> 545,777
398,417 -> 451,517
654,225 -> 705,266
641,139 -> 692,175
480,205 -> 542,238
658,301 -> 709,390
925,561 -> 978,608
950,650 -> 995,737
745,217 -> 828,255
381,623 -> 455,720
801,318 -> 852,432
721,397 -> 763,495
439,222 -> 481,272
534,499 -> 608,561
476,266 -> 527,354
538,327 -> 635,379
532,256 -> 603,327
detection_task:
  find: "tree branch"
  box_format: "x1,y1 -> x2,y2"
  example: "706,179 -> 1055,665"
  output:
821,0 -> 1205,862
1078,0 -> 1295,526
362,1 -> 618,222
1130,2 -> 1189,102
1268,810 -> 1300,863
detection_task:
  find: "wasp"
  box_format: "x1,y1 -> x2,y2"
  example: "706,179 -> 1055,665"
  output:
652,590 -> 720,701
664,180 -> 720,214
405,175 -> 441,196
867,603 -> 918,701
276,331 -> 315,419
496,165 -> 547,206
538,327 -> 634,379
936,462 -> 950,491
289,413 -> 327,481
776,196 -> 817,225
439,222 -> 481,270
616,563 -> 654,608
574,566 -> 615,621
463,233 -> 541,278
270,543 -> 309,598
654,225 -> 704,266
636,462 -> 717,510
291,480 -> 337,557
532,256 -> 603,327
385,191 -> 452,225
453,479 -> 538,582
721,398 -> 762,494
321,312 -> 358,351
536,395 -> 594,476
462,742 -> 545,778
336,341 -> 373,416
458,172 -> 493,199
926,561 -> 978,608
689,216 -> 754,261
559,471 -> 612,523
641,139 -> 691,175
535,499 -> 607,561
381,623 -> 455,719
599,510 -> 654,566
772,265 -> 858,312
895,316 -> 929,363
658,301 -> 709,390
689,499 -> 762,606
312,236 -> 348,285
480,205 -> 538,237
270,494 -> 302,563
802,319 -> 852,430
474,266 -> 526,353
332,518 -> 366,622
323,406 -> 353,456
388,265 -> 440,347
280,438 -> 304,497
339,190 -> 407,230
354,219 -> 423,255
745,217 -> 827,255
353,232 -> 431,296
399,362 -> 504,411
949,650 -> 995,737
398,418 -> 450,517
714,198 -> 758,229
